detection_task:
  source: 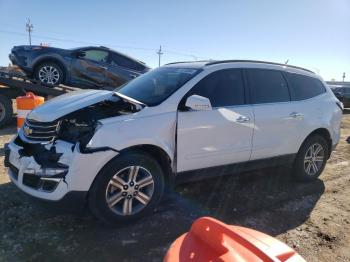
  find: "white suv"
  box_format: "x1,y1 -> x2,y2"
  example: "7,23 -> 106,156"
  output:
5,60 -> 343,224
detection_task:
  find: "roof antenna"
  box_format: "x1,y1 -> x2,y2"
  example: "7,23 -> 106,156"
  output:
284,59 -> 289,65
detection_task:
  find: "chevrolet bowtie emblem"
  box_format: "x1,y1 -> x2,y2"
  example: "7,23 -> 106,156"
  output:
24,126 -> 33,136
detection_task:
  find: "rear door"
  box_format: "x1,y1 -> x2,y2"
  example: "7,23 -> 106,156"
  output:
177,69 -> 254,172
107,52 -> 146,88
246,68 -> 301,160
70,49 -> 109,88
285,72 -> 329,145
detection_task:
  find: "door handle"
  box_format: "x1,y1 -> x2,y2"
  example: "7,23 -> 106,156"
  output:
99,66 -> 107,70
130,74 -> 138,79
236,116 -> 250,123
289,112 -> 303,118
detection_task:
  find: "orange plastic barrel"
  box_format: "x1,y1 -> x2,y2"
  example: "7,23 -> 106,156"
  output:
164,217 -> 305,262
16,92 -> 44,130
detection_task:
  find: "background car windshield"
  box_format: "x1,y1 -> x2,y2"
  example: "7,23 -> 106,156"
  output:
117,67 -> 200,106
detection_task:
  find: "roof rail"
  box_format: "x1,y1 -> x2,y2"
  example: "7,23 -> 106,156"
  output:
205,60 -> 315,74
165,60 -> 213,66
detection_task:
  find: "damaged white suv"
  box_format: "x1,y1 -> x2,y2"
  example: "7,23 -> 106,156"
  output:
5,60 -> 342,224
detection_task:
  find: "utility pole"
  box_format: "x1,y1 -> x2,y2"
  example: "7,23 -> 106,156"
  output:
26,18 -> 33,46
343,72 -> 346,82
156,45 -> 163,67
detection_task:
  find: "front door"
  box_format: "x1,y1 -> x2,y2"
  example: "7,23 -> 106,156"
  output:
71,49 -> 109,88
177,69 -> 254,172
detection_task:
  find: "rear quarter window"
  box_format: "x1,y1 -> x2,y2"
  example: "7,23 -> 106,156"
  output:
287,73 -> 326,101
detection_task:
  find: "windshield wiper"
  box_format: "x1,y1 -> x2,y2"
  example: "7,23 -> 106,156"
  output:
113,92 -> 146,110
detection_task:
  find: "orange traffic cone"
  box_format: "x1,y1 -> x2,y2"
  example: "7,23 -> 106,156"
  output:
16,92 -> 44,130
164,217 -> 305,262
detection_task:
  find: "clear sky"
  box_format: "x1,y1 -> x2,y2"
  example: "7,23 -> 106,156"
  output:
0,0 -> 349,81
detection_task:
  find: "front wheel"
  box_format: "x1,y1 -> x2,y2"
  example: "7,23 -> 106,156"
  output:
34,62 -> 64,86
293,135 -> 328,182
88,151 -> 165,225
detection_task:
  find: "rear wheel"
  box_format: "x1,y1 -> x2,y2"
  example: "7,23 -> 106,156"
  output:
0,94 -> 13,128
88,151 -> 165,225
34,62 -> 64,86
293,135 -> 328,182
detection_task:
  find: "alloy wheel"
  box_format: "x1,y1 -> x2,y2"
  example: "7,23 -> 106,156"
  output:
105,166 -> 155,216
304,143 -> 325,176
38,66 -> 60,85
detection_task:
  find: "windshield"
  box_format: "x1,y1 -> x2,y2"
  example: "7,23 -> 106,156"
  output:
116,67 -> 201,106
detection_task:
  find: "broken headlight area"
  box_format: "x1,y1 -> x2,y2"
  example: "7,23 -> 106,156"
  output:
56,98 -> 139,149
21,96 -> 140,146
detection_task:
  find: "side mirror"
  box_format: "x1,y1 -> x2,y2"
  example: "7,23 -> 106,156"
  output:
76,50 -> 86,58
185,95 -> 212,111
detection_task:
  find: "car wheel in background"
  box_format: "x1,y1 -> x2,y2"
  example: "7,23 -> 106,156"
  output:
88,151 -> 165,225
34,62 -> 64,86
293,134 -> 328,182
0,94 -> 13,128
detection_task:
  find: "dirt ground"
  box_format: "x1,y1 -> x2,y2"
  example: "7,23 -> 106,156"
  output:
0,111 -> 349,262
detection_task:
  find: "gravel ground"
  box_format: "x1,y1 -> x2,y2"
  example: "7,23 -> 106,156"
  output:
0,111 -> 349,262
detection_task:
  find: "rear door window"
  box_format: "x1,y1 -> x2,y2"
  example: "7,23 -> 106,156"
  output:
110,52 -> 145,71
246,69 -> 290,104
188,69 -> 245,107
286,73 -> 326,101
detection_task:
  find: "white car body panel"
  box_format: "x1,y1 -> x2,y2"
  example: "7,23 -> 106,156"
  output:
177,105 -> 254,172
250,101 -> 301,160
88,109 -> 177,162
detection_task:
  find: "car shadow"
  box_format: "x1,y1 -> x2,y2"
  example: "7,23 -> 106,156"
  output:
0,166 -> 324,261
167,167 -> 324,236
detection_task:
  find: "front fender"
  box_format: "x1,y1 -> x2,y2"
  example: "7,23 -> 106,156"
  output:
32,54 -> 69,73
87,111 -> 177,162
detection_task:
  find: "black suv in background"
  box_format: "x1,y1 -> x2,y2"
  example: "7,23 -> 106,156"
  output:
330,85 -> 350,108
9,45 -> 150,89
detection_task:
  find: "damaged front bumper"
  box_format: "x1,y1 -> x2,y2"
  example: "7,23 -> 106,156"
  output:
5,136 -> 118,202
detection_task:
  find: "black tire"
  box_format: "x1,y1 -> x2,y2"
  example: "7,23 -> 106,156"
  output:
88,151 -> 165,225
34,62 -> 64,86
293,134 -> 329,182
0,94 -> 13,128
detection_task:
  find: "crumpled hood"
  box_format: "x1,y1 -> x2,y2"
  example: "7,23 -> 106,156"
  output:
27,89 -> 114,122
